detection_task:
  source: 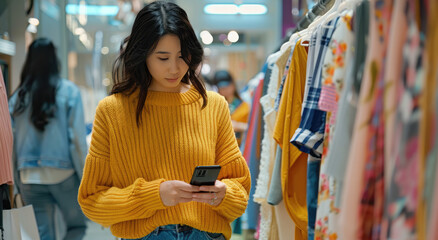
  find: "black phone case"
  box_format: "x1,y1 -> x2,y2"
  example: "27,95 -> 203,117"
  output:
190,165 -> 221,186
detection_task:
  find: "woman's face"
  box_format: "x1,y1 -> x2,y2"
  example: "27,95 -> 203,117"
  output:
146,34 -> 189,92
218,83 -> 235,101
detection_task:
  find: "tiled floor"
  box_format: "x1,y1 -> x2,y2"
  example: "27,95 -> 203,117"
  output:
83,220 -> 243,240
83,220 -> 115,240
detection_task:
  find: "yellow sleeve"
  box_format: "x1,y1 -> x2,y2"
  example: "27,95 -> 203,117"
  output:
77,99 -> 167,227
213,97 -> 251,222
230,102 -> 250,123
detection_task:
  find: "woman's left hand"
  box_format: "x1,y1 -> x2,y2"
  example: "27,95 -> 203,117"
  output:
192,180 -> 227,206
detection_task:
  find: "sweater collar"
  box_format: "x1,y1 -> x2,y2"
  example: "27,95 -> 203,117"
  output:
144,85 -> 201,106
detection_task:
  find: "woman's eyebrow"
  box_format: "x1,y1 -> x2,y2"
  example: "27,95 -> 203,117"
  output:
155,51 -> 181,54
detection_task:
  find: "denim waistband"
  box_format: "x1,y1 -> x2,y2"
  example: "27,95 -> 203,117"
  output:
153,224 -> 193,233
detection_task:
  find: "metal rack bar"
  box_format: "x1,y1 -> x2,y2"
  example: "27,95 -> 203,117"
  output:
293,0 -> 336,32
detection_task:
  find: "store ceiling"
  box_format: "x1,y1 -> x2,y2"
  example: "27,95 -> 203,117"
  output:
57,0 -> 279,54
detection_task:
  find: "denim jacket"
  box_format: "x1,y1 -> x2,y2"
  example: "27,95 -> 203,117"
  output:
9,79 -> 88,178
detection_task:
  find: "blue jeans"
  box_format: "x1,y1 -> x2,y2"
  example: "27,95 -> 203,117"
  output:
307,159 -> 321,240
19,174 -> 87,240
122,224 -> 225,240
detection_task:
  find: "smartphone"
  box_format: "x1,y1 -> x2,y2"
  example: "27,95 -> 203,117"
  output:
190,165 -> 221,186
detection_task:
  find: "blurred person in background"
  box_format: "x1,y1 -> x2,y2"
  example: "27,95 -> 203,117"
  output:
9,38 -> 88,240
214,70 -> 250,145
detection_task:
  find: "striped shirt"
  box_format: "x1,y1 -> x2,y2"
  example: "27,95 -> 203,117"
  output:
291,17 -> 340,158
0,68 -> 13,185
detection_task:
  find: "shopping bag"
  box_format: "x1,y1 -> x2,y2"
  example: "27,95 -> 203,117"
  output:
2,204 -> 40,240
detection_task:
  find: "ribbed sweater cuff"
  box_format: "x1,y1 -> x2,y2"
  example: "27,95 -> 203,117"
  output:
212,179 -> 248,221
132,178 -> 168,210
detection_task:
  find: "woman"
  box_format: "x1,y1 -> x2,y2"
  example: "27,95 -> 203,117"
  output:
78,2 -> 250,240
214,70 -> 250,146
9,38 -> 88,240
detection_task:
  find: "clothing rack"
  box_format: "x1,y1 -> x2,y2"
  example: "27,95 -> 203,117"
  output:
293,0 -> 336,32
272,0 -> 336,57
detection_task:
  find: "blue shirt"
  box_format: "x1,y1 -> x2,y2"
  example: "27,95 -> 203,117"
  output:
9,79 -> 88,178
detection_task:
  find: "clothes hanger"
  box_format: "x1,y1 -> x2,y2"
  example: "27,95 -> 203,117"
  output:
280,30 -> 307,51
280,10 -> 316,51
316,0 -> 344,29
293,12 -> 315,46
299,0 -> 341,44
300,16 -> 323,43
299,27 -> 315,46
321,0 -> 359,29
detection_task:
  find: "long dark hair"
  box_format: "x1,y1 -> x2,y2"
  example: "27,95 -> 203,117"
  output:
111,1 -> 206,126
13,38 -> 60,131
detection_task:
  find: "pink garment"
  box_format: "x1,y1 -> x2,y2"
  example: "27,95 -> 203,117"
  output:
242,78 -> 263,164
380,0 -> 408,237
0,67 -> 13,185
383,0 -> 408,193
339,0 -> 393,239
318,85 -> 337,124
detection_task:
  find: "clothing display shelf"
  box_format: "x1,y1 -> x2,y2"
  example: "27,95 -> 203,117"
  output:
294,0 -> 336,32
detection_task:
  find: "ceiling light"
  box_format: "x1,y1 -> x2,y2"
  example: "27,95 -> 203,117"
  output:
101,47 -> 109,55
238,4 -> 268,15
66,4 -> 119,16
78,0 -> 87,25
74,27 -> 85,35
200,31 -> 213,45
201,64 -> 211,75
28,18 -> 40,26
227,31 -> 239,43
292,8 -> 300,16
79,33 -> 88,42
204,4 -> 267,15
202,34 -> 213,45
204,4 -> 238,15
102,78 -> 111,86
26,24 -> 37,34
200,30 -> 211,39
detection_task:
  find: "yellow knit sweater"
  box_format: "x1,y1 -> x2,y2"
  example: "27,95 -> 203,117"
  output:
78,86 -> 250,239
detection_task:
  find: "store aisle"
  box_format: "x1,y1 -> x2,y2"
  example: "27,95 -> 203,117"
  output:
83,220 -> 114,240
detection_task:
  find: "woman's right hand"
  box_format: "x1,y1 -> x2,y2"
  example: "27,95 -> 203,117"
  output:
159,180 -> 200,206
